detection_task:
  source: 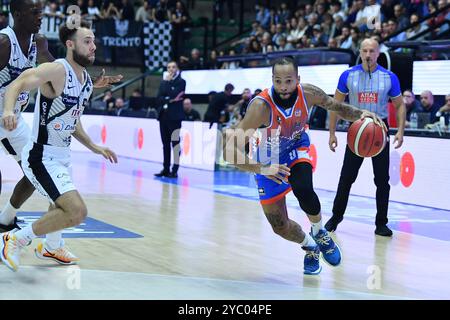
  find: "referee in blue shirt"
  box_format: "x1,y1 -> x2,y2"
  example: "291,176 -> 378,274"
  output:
325,38 -> 406,236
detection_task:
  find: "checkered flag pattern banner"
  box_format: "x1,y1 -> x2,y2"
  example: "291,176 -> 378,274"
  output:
143,21 -> 172,71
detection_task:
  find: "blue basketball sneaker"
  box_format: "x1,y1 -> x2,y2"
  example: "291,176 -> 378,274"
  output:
312,229 -> 342,266
302,245 -> 322,275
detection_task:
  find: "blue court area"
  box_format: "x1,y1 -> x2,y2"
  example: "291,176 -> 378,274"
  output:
73,153 -> 450,242
16,211 -> 143,238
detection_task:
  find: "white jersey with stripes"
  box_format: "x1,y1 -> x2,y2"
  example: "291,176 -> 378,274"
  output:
0,26 -> 37,117
31,58 -> 92,148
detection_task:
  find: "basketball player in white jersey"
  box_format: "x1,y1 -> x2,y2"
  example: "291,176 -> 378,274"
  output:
0,20 -> 118,271
0,0 -> 121,266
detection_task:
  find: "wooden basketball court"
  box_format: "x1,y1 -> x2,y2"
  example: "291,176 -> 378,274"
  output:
0,152 -> 449,299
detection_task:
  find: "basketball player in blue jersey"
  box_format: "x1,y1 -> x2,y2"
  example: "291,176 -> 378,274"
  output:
0,0 -> 122,265
325,38 -> 406,237
224,57 -> 384,275
0,20 -> 118,271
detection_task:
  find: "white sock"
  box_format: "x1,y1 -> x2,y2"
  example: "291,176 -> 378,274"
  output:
14,224 -> 37,246
45,231 -> 63,250
0,201 -> 18,225
311,218 -> 323,236
300,233 -> 316,248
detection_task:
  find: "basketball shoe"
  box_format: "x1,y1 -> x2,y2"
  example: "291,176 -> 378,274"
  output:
35,240 -> 79,265
312,228 -> 342,266
0,231 -> 26,271
302,245 -> 322,275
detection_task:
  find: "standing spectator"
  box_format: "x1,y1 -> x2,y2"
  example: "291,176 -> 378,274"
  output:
204,83 -> 234,124
183,98 -> 201,121
171,1 -> 190,59
153,0 -> 171,22
120,0 -> 135,20
155,61 -> 186,178
86,0 -> 103,21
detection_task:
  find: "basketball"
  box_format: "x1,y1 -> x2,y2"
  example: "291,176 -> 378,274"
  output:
347,118 -> 387,157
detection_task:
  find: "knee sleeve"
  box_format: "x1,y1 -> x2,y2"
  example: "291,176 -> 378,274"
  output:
289,163 -> 321,215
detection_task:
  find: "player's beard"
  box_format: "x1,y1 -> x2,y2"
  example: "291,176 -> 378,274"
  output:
72,48 -> 94,68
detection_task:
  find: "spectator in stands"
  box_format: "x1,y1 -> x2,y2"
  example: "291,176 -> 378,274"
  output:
180,48 -> 204,70
286,17 -> 307,45
338,26 -> 353,49
272,23 -> 287,47
103,90 -> 116,112
394,4 -> 410,30
249,38 -> 262,53
437,94 -> 450,115
349,26 -> 362,54
102,1 -> 121,19
171,1 -> 190,59
330,1 -> 346,20
136,0 -> 152,22
109,98 -> 127,116
233,88 -> 252,120
387,19 -> 407,42
278,2 -> 291,24
403,90 -> 423,127
120,0 -> 135,20
277,36 -> 294,51
328,37 -> 338,48
221,49 -> 240,69
255,4 -> 270,29
406,13 -> 427,40
0,11 -> 8,29
261,32 -> 273,53
346,0 -> 364,26
153,0 -> 171,22
132,89 -> 142,98
205,50 -> 222,69
381,0 -> 395,21
420,90 -> 440,124
183,98 -> 201,121
311,24 -> 328,47
434,0 -> 450,35
44,1 -> 65,18
204,83 -> 234,124
330,14 -> 345,39
85,0 -> 103,21
208,91 -> 217,104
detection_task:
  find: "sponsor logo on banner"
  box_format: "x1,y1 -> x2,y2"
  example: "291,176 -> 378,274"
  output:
133,128 -> 144,150
358,92 -> 378,103
101,125 -> 107,144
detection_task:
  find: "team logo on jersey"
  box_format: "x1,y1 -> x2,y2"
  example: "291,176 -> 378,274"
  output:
53,119 -> 65,131
358,92 -> 378,103
295,110 -> 301,117
277,116 -> 281,124
258,188 -> 265,195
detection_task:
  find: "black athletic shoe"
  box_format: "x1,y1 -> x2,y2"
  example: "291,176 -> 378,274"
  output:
324,215 -> 343,232
154,170 -> 170,178
0,217 -> 21,233
167,172 -> 178,178
375,225 -> 393,237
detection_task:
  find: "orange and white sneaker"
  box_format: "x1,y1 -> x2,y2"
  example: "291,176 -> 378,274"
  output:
34,240 -> 79,265
0,231 -> 26,272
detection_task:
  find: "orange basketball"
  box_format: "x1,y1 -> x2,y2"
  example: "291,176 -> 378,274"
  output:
347,118 -> 387,157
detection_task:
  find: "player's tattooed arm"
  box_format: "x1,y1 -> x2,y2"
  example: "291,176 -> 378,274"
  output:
303,83 -> 386,128
302,83 -> 363,121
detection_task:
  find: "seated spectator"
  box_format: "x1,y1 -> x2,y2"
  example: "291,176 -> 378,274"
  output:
221,49 -> 240,69
233,88 -> 252,120
330,1 -> 346,20
394,4 -> 410,30
437,94 -> 450,115
205,50 -> 222,69
132,89 -> 142,98
153,0 -> 171,22
403,90 -> 423,127
387,19 -> 407,43
311,24 -> 328,47
204,83 -> 234,124
406,14 -> 427,40
179,48 -> 204,70
102,1 -> 120,19
103,90 -> 116,111
338,26 -> 353,49
183,98 -> 201,121
420,90 -> 440,124
277,36 -> 294,51
109,97 -> 128,116
272,23 -> 287,47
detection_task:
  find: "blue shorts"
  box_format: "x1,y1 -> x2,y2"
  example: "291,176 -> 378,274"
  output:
255,145 -> 312,205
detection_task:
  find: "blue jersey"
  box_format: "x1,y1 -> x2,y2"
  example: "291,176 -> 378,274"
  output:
337,64 -> 401,119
